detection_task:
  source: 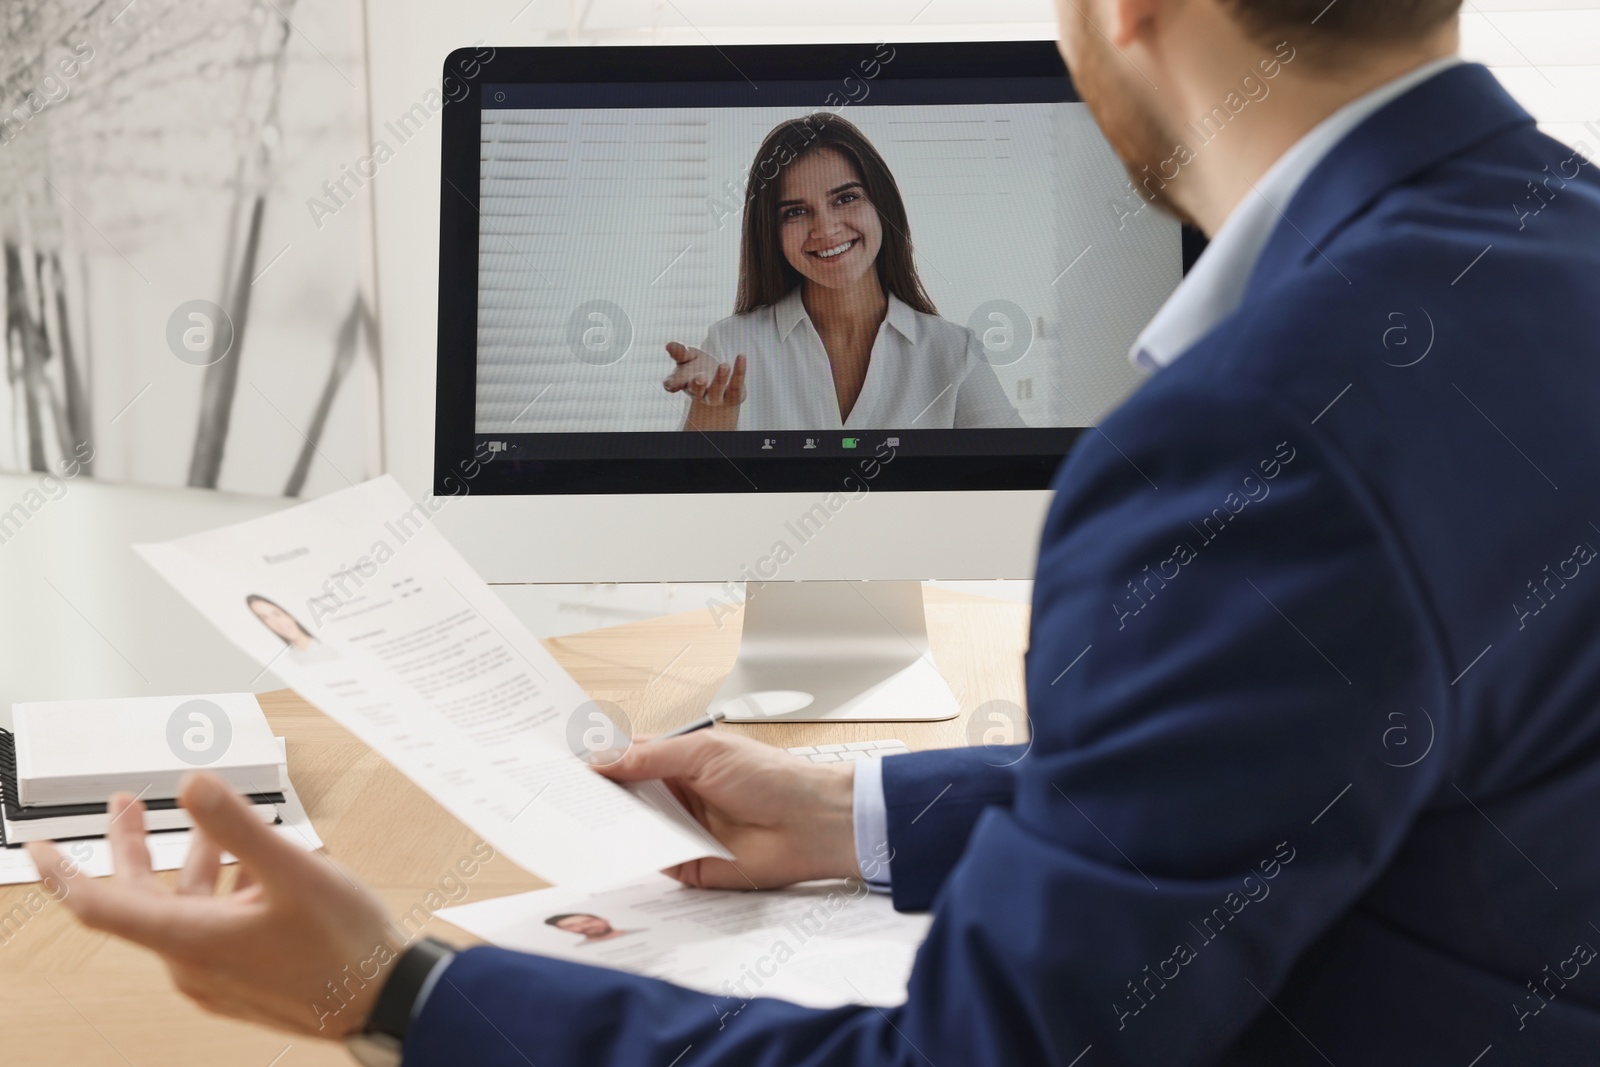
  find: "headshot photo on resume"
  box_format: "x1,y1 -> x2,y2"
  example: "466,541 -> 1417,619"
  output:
543,912 -> 640,945
245,593 -> 341,667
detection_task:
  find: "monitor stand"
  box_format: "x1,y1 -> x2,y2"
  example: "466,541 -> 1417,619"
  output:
710,581 -> 961,723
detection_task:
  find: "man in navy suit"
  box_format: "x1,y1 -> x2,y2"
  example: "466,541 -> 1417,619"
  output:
31,0 -> 1600,1063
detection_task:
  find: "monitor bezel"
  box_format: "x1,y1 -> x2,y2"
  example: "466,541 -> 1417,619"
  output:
435,41 -> 1189,497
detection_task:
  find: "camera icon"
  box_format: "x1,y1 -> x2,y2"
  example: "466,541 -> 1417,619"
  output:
165,699 -> 234,766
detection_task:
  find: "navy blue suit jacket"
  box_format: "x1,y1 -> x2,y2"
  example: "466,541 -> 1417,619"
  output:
409,65 -> 1600,1065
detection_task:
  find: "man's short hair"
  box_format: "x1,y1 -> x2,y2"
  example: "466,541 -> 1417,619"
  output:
1226,0 -> 1462,54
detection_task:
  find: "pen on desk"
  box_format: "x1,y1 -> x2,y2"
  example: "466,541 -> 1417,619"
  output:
650,709 -> 726,743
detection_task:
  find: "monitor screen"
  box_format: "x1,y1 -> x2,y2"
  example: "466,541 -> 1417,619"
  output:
435,43 -> 1187,496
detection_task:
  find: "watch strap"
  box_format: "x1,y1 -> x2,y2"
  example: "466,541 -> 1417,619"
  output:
365,937 -> 456,1042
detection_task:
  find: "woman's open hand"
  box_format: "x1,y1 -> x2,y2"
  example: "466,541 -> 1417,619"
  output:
663,343 -> 746,431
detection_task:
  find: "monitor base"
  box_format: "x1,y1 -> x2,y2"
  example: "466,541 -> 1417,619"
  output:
712,581 -> 961,723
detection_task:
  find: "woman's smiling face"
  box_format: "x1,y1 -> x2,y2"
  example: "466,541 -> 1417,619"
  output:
776,147 -> 883,291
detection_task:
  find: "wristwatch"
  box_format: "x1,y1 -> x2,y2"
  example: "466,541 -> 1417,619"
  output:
345,937 -> 456,1067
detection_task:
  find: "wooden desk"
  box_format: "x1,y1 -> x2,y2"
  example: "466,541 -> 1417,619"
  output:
0,587 -> 1028,1066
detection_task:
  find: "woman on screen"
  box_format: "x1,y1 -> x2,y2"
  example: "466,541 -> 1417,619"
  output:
662,113 -> 1023,432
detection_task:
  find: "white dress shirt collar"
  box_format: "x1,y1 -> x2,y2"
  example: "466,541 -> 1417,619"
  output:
774,284 -> 921,345
1130,55 -> 1462,371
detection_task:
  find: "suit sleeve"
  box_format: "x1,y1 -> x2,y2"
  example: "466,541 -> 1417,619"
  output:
880,746 -> 1022,910
405,380 -> 1451,1066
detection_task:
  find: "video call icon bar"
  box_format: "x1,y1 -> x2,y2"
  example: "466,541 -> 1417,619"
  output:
775,435 -> 896,454
470,432 -> 937,463
740,434 -> 904,455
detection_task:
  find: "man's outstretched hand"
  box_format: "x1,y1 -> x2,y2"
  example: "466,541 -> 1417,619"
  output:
26,735 -> 861,1038
595,731 -> 861,890
26,773 -> 401,1040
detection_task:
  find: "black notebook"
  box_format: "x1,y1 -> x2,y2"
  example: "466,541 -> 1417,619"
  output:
0,729 -> 283,847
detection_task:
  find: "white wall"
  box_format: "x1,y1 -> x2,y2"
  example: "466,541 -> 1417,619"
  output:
362,0 -> 1600,497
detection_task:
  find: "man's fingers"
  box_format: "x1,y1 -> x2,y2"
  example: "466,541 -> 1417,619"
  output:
106,794 -> 155,882
178,772 -> 307,891
230,865 -> 258,895
177,827 -> 223,897
24,839 -> 189,947
594,732 -> 715,784
665,857 -> 759,891
727,354 -> 747,403
665,341 -> 695,365
26,840 -> 83,904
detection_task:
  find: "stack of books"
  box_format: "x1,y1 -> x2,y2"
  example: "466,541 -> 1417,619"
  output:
1,694 -> 286,845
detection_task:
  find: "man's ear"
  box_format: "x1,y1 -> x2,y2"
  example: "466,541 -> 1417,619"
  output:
1103,0 -> 1164,48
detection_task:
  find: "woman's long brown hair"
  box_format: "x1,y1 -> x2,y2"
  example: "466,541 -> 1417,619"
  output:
734,113 -> 937,317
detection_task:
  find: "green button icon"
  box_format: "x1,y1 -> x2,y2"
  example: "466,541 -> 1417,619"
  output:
842,437 -> 859,448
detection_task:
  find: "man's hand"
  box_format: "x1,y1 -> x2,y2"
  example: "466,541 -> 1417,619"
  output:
595,731 -> 860,890
26,773 -> 402,1040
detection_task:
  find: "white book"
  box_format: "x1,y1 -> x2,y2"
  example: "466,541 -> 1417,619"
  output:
12,694 -> 284,807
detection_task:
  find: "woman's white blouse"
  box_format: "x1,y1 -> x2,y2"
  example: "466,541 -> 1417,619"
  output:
699,288 -> 1025,431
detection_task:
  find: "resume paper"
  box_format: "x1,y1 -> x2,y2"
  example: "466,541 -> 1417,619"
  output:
136,476 -> 729,886
437,872 -> 933,1008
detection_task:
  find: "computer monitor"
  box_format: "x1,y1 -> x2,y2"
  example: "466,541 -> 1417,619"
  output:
433,42 -> 1188,722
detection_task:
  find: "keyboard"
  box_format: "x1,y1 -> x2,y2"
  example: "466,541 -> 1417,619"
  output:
786,740 -> 911,763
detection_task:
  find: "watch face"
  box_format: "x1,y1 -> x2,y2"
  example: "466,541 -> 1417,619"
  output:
345,1032 -> 404,1067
